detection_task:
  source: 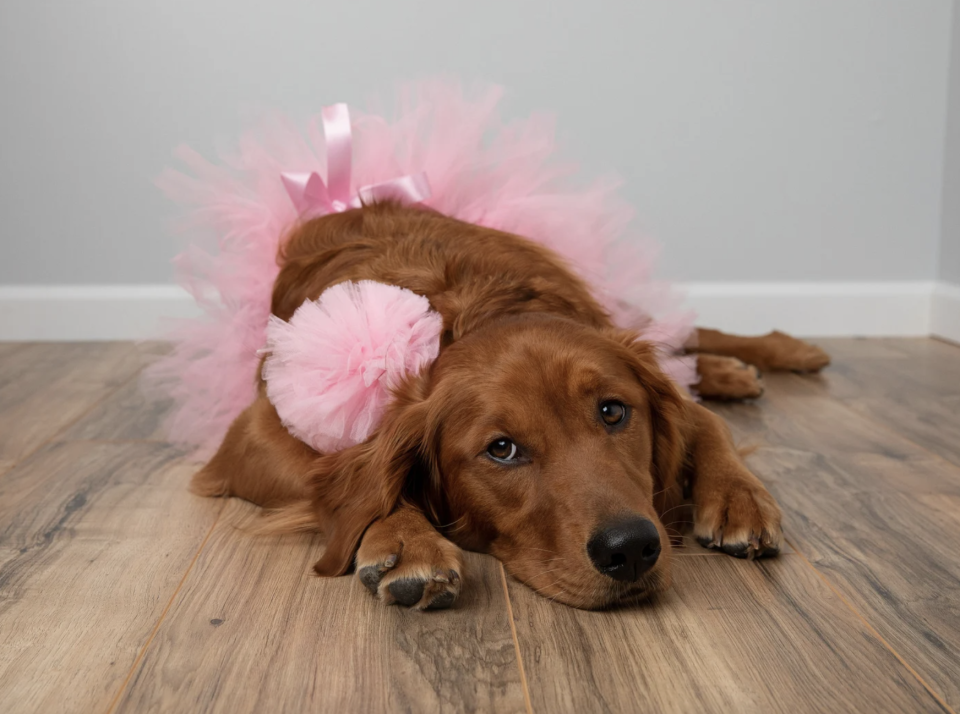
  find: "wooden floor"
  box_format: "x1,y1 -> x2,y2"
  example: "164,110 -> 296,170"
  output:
1,338 -> 959,713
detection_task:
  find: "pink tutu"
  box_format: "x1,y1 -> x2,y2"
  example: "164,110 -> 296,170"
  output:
146,79 -> 697,457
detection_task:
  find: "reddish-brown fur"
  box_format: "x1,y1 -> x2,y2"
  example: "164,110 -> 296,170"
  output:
193,202 -> 817,609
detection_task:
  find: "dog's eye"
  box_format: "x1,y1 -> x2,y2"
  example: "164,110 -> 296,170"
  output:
600,400 -> 627,426
487,438 -> 518,462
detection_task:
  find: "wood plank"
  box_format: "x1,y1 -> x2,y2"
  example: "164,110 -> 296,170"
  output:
747,447 -> 960,702
831,344 -> 960,466
842,393 -> 960,467
508,554 -> 944,713
0,440 -> 221,714
811,337 -> 919,361
818,343 -> 960,405
712,390 -> 960,495
55,377 -> 176,443
711,374 -> 960,710
764,339 -> 960,467
51,340 -> 187,445
894,337 -> 960,360
0,343 -> 27,360
0,342 -> 144,474
113,500 -> 527,714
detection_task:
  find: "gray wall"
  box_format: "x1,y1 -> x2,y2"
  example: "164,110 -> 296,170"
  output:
0,1 -> 953,285
942,0 -> 960,285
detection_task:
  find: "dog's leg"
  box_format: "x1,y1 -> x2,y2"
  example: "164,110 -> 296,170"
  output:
695,354 -> 765,400
191,395 -> 315,508
690,327 -> 830,373
686,403 -> 782,558
355,504 -> 464,610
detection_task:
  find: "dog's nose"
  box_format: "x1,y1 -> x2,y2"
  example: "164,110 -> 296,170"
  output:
587,516 -> 661,582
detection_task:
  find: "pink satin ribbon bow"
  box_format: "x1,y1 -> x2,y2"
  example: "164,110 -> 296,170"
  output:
281,103 -> 431,218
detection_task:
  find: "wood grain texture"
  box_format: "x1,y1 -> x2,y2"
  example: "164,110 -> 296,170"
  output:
55,376 -> 176,443
746,447 -> 960,706
798,338 -> 960,467
2,338 -> 959,714
0,342 -> 143,474
711,348 -> 960,711
508,554 -> 944,713
0,342 -> 27,360
113,500 -> 527,714
0,440 -> 220,714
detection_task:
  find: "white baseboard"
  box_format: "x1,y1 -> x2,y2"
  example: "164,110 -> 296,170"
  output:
684,281 -> 935,338
931,282 -> 960,345
0,281 -> 951,341
0,285 -> 200,341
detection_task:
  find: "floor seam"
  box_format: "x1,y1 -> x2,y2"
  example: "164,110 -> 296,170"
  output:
500,562 -> 534,714
784,535 -> 956,714
104,504 -> 224,714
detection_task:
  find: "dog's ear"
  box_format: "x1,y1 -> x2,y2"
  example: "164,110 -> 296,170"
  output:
310,375 -> 435,576
608,331 -> 690,491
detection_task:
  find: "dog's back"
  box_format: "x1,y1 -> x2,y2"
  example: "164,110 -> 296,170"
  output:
270,202 -> 612,341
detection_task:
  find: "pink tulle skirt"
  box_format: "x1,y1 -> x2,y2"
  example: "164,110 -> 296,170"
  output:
145,79 -> 697,458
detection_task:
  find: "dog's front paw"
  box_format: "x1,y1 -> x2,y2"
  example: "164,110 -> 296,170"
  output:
696,355 -> 765,400
355,520 -> 463,610
694,483 -> 782,559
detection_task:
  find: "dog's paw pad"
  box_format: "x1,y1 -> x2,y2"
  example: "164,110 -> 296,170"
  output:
383,568 -> 461,610
695,534 -> 717,549
358,565 -> 384,593
725,532 -> 780,559
721,541 -> 750,558
356,553 -> 397,594
387,578 -> 426,606
382,569 -> 461,610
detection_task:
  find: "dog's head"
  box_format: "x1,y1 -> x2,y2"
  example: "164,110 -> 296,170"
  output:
310,313 -> 689,608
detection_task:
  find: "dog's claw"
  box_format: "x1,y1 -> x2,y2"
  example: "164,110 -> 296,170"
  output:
697,533 -> 779,559
427,589 -> 457,609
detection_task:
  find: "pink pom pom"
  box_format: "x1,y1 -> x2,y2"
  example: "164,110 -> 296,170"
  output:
263,281 -> 443,453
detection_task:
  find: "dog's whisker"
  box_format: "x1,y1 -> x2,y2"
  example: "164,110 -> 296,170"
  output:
658,503 -> 692,520
529,567 -> 569,580
532,577 -> 568,602
434,514 -> 467,529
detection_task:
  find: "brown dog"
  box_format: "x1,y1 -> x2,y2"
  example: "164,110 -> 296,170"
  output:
192,202 -> 828,609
